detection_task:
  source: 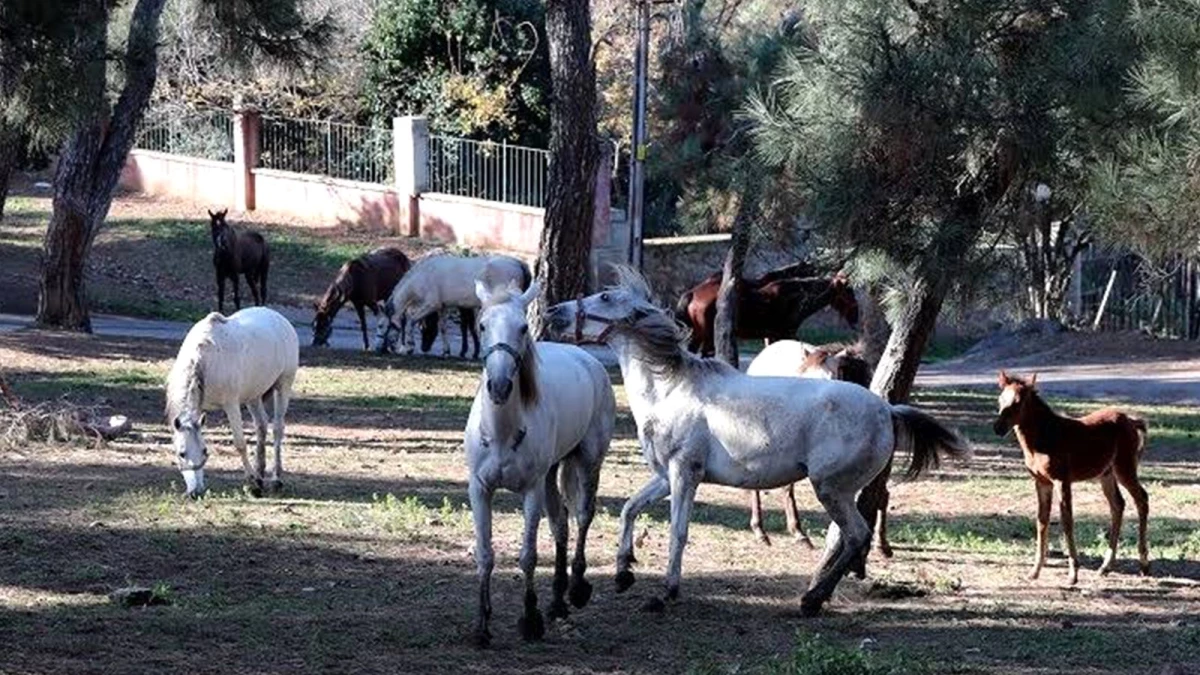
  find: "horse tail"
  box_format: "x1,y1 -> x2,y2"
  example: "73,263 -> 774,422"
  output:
1130,416 -> 1148,459
674,290 -> 693,327
890,404 -> 971,480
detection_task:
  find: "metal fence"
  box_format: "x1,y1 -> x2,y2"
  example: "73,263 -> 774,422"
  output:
427,135 -> 548,207
135,107 -> 234,162
258,116 -> 393,184
1079,253 -> 1199,339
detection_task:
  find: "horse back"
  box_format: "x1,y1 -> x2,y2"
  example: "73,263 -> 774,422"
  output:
202,308 -> 298,404
533,342 -> 615,453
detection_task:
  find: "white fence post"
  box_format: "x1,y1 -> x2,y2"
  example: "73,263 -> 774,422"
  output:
394,116 -> 429,237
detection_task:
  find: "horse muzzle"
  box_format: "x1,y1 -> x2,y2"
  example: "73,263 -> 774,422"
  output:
992,418 -> 1011,437
486,376 -> 514,405
181,468 -> 207,499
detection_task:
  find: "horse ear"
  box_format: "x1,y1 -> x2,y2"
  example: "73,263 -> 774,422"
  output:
1029,372 -> 1038,388
474,279 -> 491,305
998,370 -> 1009,387
519,280 -> 540,307
207,209 -> 215,219
217,208 -> 227,218
173,415 -> 183,431
198,412 -> 206,426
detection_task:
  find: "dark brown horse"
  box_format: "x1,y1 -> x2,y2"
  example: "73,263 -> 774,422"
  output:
209,209 -> 269,313
995,371 -> 1150,584
313,247 -> 411,350
675,269 -> 859,356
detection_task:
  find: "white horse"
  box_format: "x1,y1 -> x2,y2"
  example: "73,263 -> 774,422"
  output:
377,252 -> 530,356
165,307 -> 299,498
747,339 -> 894,564
545,267 -> 969,616
464,280 -> 615,646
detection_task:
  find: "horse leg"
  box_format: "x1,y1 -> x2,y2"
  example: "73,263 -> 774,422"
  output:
249,398 -> 268,490
226,403 -> 260,496
232,275 -> 242,311
615,473 -> 670,593
258,261 -> 268,305
267,376 -> 293,492
246,273 -> 260,306
468,478 -> 495,647
1059,480 -> 1079,585
783,483 -> 815,549
544,463 -> 571,621
852,455 -> 893,578
875,486 -> 892,557
1029,479 -> 1052,580
516,487 -> 546,641
356,304 -> 370,351
439,310 -> 452,357
458,309 -> 469,358
566,452 -> 602,608
749,490 -> 770,545
1098,472 -> 1125,576
469,311 -> 480,359
216,272 -> 226,314
800,479 -> 871,617
1115,465 -> 1150,576
642,456 -> 701,612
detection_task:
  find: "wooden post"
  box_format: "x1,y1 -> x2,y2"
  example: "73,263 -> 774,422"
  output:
232,109 -> 260,212
1092,268 -> 1118,332
394,116 -> 429,238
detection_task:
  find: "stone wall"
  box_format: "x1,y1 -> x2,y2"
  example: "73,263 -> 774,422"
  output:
641,234 -> 798,306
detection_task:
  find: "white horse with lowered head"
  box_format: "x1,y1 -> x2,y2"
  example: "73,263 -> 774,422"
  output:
377,252 -> 530,356
464,279 -> 614,646
165,307 -> 299,498
545,267 -> 969,616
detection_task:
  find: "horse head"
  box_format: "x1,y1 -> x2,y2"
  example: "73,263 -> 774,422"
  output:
208,208 -> 233,251
170,410 -> 209,498
829,273 -> 860,328
475,280 -> 540,406
544,266 -> 659,345
994,370 -> 1038,436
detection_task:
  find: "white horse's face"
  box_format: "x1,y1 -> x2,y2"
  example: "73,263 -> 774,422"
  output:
475,280 -> 538,405
171,413 -> 208,498
544,287 -> 654,344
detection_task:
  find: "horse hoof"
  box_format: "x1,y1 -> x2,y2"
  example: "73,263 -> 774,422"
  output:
1027,569 -> 1041,581
569,578 -> 593,608
797,536 -> 816,551
245,482 -> 263,498
877,544 -> 894,559
472,628 -> 492,648
547,599 -> 570,620
517,609 -> 545,641
1140,563 -> 1151,577
639,597 -> 666,613
267,479 -> 284,494
798,595 -> 823,618
615,570 -> 636,593
755,532 -> 772,546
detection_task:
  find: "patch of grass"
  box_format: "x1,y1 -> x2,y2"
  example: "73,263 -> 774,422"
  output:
692,632 -> 929,675
90,295 -> 208,323
12,367 -> 164,401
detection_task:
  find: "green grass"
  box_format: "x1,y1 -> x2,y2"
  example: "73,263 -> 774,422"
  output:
691,631 -> 932,675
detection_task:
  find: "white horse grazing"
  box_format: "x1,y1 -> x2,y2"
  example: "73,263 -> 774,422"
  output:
164,307 -> 299,498
545,267 -> 969,616
464,280 -> 615,646
377,252 -> 530,356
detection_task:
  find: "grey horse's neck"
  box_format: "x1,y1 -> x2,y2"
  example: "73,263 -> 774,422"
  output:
479,378 -> 525,448
167,355 -> 205,422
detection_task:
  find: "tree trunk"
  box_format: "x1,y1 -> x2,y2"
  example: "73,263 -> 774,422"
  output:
856,282 -> 890,370
0,124 -> 17,221
715,209 -> 752,367
869,275 -> 949,404
34,0 -> 167,331
530,0 -> 599,338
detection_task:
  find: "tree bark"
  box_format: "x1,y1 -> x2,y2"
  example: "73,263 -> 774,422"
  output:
35,0 -> 167,331
0,123 -> 17,221
715,208 -> 752,367
869,275 -> 949,404
530,0 -> 599,338
856,282 -> 890,370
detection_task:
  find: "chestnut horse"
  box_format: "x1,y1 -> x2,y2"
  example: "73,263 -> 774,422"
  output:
994,371 -> 1150,584
313,247 -> 411,350
209,209 -> 269,313
675,270 -> 859,356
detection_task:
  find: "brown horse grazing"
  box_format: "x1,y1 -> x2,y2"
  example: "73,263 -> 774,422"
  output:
209,209 -> 269,313
313,247 -> 412,350
419,307 -> 479,358
994,371 -> 1150,585
675,270 -> 859,356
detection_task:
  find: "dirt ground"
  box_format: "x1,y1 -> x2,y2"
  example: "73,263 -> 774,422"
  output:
1,329 -> 1199,674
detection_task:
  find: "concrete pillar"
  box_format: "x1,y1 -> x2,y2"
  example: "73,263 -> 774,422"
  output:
232,109 -> 260,212
394,116 -> 429,237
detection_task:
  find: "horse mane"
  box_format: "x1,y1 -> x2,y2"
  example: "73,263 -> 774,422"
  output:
319,261 -> 358,311
165,314 -> 225,422
608,265 -> 734,382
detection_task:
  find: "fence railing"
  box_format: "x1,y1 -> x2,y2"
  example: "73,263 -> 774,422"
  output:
135,108 -> 234,162
258,116 -> 393,184
427,135 -> 548,207
1079,253 -> 1199,339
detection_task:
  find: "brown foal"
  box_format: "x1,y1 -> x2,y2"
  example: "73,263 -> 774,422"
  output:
994,371 -> 1150,584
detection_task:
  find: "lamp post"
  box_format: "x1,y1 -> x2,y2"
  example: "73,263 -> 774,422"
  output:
626,0 -> 651,269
